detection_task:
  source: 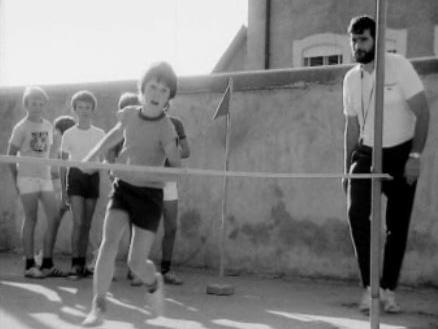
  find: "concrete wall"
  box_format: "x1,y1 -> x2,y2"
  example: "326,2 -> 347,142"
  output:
1,58 -> 437,286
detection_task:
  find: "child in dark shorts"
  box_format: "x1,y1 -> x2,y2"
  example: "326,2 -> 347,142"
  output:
60,91 -> 105,279
81,62 -> 181,326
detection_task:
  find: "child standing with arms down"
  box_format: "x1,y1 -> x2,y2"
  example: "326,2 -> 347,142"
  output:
52,115 -> 76,217
60,91 -> 105,279
7,86 -> 66,278
82,62 -> 181,326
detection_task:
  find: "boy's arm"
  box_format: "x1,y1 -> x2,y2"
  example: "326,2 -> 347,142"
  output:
59,151 -> 69,206
7,143 -> 20,190
179,136 -> 190,159
164,140 -> 181,168
173,119 -> 190,159
83,122 -> 124,162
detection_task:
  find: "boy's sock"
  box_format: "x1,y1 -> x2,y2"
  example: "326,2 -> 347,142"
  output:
71,257 -> 80,268
41,258 -> 54,269
78,257 -> 86,269
161,260 -> 171,274
26,258 -> 36,270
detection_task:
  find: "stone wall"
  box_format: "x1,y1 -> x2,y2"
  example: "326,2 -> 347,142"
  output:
0,58 -> 437,285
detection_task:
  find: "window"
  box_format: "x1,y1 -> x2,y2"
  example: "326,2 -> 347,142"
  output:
303,54 -> 343,67
293,33 -> 351,67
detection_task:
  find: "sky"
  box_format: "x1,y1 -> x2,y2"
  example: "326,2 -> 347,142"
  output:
0,0 -> 247,86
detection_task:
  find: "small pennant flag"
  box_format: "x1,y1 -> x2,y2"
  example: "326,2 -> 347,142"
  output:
212,78 -> 232,120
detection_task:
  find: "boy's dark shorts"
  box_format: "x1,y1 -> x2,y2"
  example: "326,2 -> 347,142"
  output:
107,179 -> 163,232
67,167 -> 100,199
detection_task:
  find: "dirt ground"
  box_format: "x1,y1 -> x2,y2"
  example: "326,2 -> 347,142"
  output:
0,252 -> 437,329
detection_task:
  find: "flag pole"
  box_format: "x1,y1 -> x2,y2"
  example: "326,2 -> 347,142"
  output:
219,81 -> 232,277
371,0 -> 386,328
206,78 -> 235,296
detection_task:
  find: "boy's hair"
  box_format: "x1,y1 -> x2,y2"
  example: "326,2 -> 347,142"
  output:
53,115 -> 76,135
348,15 -> 376,39
71,90 -> 97,111
118,92 -> 140,110
22,86 -> 49,107
138,62 -> 177,100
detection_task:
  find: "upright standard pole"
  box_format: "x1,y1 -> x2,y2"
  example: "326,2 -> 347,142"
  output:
219,81 -> 232,278
370,0 -> 387,328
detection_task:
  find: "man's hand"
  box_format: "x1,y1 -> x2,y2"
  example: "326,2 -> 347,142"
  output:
342,177 -> 349,194
404,157 -> 421,185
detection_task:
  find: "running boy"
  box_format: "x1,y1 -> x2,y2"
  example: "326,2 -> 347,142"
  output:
82,62 -> 181,326
60,91 -> 105,279
7,86 -> 66,278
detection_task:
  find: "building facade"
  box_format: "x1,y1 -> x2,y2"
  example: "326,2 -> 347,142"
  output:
215,0 -> 438,72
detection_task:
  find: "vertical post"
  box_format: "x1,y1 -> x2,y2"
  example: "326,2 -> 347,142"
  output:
219,80 -> 232,277
370,0 -> 387,328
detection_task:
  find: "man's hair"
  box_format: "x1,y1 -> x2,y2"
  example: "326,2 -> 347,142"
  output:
71,90 -> 97,110
348,15 -> 376,39
22,86 -> 49,107
53,115 -> 76,135
118,92 -> 140,110
138,62 -> 177,100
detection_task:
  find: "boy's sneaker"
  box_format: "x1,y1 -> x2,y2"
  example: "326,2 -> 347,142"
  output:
145,273 -> 164,317
67,266 -> 82,280
163,271 -> 183,285
82,296 -> 106,327
41,267 -> 68,278
382,289 -> 401,313
24,266 -> 45,279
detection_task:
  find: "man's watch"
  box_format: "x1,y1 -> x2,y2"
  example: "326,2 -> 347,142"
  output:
409,152 -> 421,159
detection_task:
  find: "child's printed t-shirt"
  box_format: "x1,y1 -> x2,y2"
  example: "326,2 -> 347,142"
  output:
9,118 -> 53,179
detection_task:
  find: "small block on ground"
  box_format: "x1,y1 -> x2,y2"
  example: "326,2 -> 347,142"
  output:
206,283 -> 235,296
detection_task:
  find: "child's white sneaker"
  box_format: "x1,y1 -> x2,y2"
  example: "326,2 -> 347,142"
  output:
145,273 -> 164,317
82,296 -> 106,327
24,266 -> 45,279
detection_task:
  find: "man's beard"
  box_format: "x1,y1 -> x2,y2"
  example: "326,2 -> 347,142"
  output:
354,46 -> 375,64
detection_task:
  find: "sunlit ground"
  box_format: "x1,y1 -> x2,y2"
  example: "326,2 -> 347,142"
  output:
0,255 -> 437,329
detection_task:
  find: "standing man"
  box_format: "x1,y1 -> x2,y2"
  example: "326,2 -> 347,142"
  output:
343,15 -> 429,314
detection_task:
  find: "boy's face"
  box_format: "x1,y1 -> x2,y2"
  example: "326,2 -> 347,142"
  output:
141,78 -> 171,111
26,96 -> 47,118
74,100 -> 94,122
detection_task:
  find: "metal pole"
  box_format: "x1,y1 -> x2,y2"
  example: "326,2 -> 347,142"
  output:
219,82 -> 232,277
370,0 -> 387,328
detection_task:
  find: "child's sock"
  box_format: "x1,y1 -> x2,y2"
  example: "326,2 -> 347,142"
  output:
41,257 -> 54,269
78,257 -> 86,269
72,257 -> 80,268
161,260 -> 171,275
26,258 -> 36,270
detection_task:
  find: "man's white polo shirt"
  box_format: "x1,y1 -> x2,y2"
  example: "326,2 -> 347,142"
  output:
343,53 -> 424,147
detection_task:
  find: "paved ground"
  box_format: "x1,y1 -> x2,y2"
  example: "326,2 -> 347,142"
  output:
0,252 -> 437,329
